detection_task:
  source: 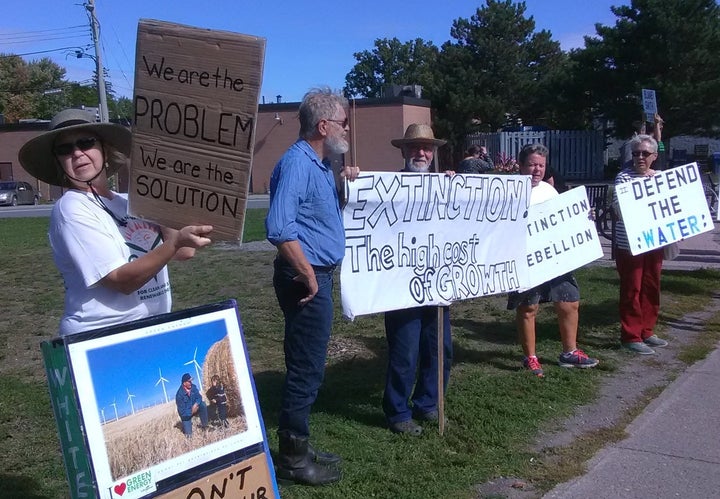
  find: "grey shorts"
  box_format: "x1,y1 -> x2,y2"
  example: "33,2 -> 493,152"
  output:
506,273 -> 580,310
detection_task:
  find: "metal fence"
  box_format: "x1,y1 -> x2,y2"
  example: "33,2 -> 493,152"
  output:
466,130 -> 605,180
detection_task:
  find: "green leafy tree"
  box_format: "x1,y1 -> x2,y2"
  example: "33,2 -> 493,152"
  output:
109,96 -> 134,123
0,55 -> 66,121
432,0 -> 567,155
343,38 -> 439,98
572,0 -> 720,138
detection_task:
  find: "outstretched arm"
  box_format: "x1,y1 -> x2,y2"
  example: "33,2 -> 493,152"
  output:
100,225 -> 213,294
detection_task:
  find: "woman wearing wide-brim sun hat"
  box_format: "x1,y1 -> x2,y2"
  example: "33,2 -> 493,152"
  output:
18,108 -> 214,336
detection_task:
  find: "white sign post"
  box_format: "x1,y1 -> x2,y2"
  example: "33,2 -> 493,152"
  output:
642,88 -> 658,122
615,163 -> 713,255
523,186 -> 604,289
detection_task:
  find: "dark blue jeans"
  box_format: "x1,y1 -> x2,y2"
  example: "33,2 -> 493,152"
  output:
181,401 -> 208,436
383,306 -> 452,424
273,258 -> 335,437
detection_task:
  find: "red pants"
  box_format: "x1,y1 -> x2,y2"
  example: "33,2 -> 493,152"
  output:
615,248 -> 664,343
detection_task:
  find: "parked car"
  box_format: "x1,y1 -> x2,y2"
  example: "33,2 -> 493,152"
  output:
0,181 -> 39,206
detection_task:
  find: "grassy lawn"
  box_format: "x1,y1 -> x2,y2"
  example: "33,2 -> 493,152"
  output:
1,212 -> 719,498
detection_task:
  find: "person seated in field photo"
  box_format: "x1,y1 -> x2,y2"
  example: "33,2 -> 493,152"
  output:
175,373 -> 209,436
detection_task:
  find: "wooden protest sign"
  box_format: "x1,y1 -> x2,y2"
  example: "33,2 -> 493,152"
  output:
156,452 -> 275,499
129,20 -> 265,241
615,162 -> 713,255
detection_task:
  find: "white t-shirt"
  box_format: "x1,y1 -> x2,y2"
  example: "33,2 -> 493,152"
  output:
530,180 -> 558,205
49,190 -> 171,336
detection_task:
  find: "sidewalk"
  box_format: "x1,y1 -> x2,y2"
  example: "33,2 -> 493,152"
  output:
545,343 -> 720,499
544,224 -> 720,498
594,220 -> 720,270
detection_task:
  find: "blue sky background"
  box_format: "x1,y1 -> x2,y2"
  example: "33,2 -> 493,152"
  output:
85,319 -> 229,421
1,0 -> 627,103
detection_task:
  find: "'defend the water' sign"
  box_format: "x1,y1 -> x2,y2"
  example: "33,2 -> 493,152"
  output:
129,19 -> 265,241
615,162 -> 713,255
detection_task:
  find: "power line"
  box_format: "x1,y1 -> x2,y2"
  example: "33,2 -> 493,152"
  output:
0,26 -> 90,45
0,25 -> 88,37
0,34 -> 91,46
0,46 -> 93,59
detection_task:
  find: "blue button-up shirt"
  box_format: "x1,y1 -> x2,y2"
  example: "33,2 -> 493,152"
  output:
265,140 -> 345,266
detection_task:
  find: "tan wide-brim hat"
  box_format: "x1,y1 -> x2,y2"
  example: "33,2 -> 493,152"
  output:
18,108 -> 131,187
391,123 -> 447,148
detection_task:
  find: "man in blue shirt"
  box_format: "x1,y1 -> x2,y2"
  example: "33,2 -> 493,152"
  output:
175,373 -> 208,436
265,87 -> 359,486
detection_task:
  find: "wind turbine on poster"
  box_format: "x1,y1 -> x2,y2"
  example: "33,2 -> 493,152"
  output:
184,347 -> 203,391
155,368 -> 169,403
110,399 -> 118,421
126,388 -> 136,415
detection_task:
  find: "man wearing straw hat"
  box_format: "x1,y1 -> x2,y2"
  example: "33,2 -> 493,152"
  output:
383,123 -> 453,436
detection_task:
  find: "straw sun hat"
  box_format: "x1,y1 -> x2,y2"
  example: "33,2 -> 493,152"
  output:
390,123 -> 447,148
18,108 -> 131,187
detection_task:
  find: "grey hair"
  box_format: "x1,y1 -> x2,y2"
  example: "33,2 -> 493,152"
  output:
629,134 -> 658,153
298,87 -> 348,139
518,143 -> 549,166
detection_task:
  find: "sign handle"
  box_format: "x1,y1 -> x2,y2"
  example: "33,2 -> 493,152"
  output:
437,306 -> 445,435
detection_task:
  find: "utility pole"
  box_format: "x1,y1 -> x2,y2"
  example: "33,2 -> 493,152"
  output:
86,0 -> 109,122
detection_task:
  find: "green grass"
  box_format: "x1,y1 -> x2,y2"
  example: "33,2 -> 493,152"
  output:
1,215 -> 719,498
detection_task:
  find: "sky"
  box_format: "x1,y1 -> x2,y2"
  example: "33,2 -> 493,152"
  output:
86,319 -> 229,421
1,0 -> 627,103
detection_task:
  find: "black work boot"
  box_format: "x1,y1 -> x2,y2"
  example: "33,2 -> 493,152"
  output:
307,442 -> 342,465
276,431 -> 341,486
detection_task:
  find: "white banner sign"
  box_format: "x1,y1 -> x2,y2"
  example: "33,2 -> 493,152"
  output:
642,88 -> 657,120
340,172 -> 532,319
615,162 -> 713,255
524,186 -> 604,288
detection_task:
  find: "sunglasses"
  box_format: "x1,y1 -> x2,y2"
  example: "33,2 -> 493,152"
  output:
325,118 -> 349,128
631,150 -> 655,158
53,137 -> 99,156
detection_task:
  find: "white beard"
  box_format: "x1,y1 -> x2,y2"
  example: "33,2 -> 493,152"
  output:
405,159 -> 431,172
327,135 -> 349,155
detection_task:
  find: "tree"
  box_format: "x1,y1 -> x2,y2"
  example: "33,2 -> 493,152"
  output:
343,38 -> 439,98
431,0 -> 567,156
0,55 -> 67,121
109,96 -> 134,123
571,0 -> 720,138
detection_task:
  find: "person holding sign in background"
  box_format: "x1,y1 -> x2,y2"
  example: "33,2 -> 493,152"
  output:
265,88 -> 360,486
17,109 -> 213,336
507,144 -> 599,377
612,134 -> 669,355
382,124 -> 454,436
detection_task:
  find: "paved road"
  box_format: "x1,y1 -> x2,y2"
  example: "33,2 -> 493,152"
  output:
0,204 -> 52,218
0,194 -> 270,219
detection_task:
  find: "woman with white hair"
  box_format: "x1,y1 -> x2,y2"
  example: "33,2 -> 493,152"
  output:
613,134 -> 669,355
